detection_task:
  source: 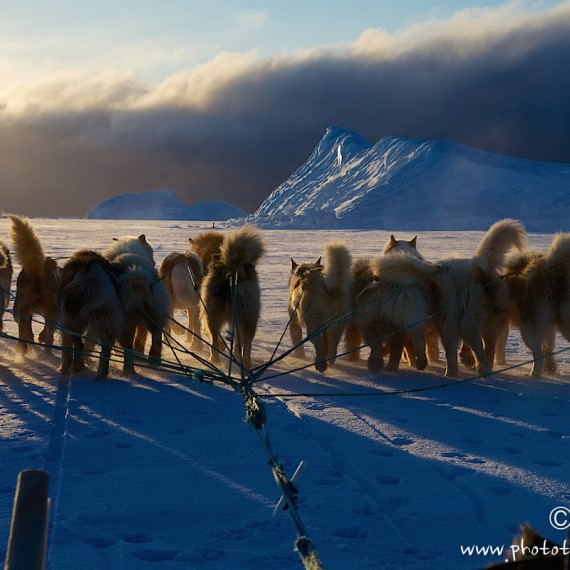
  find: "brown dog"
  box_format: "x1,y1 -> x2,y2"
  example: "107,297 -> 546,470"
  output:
8,215 -> 60,354
200,226 -> 265,371
59,250 -> 125,379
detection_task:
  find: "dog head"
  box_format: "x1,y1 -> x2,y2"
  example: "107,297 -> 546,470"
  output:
289,257 -> 324,290
383,235 -> 423,260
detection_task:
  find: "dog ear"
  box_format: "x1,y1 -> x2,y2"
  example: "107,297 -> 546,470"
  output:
139,234 -> 147,243
189,237 -> 195,245
390,235 -> 397,245
410,236 -> 417,248
315,256 -> 322,267
291,258 -> 298,271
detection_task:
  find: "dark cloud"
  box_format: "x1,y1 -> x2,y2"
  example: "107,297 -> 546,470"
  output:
2,4 -> 570,217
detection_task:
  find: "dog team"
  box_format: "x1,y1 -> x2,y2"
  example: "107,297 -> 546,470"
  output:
0,214 -> 569,381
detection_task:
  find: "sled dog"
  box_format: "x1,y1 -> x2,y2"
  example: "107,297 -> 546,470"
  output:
189,231 -> 225,275
0,241 -> 13,332
441,219 -> 527,374
160,250 -> 204,347
499,233 -> 570,378
104,235 -> 169,374
289,242 -> 353,372
200,226 -> 265,370
369,219 -> 526,376
59,250 -> 125,379
344,234 -> 436,368
8,214 -> 60,353
357,251 -> 460,375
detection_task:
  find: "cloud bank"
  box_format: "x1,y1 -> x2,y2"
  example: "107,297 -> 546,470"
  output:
1,2 -> 570,217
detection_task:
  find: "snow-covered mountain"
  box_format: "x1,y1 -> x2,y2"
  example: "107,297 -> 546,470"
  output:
247,127 -> 570,231
86,189 -> 247,221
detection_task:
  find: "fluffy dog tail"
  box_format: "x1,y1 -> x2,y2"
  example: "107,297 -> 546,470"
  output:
474,218 -> 527,275
219,226 -> 265,269
372,252 -> 438,284
544,232 -> 570,274
0,242 -> 7,269
323,242 -> 353,293
7,214 -> 46,278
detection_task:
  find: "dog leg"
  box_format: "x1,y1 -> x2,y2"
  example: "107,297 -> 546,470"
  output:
289,311 -> 306,358
205,319 -> 223,364
385,333 -> 405,371
60,332 -> 74,375
70,335 -> 86,374
309,330 -> 327,373
16,313 -> 33,354
519,321 -> 544,379
366,340 -> 384,374
459,342 -> 476,369
95,334 -> 114,380
344,320 -> 362,361
542,326 -> 557,375
408,327 -> 427,370
439,330 -> 459,377
461,328 -> 490,376
134,325 -> 148,355
188,308 -> 203,349
325,324 -> 345,367
494,320 -> 510,366
119,319 -> 137,375
425,325 -> 440,363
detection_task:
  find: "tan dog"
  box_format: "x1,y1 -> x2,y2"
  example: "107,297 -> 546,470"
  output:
200,226 -> 265,371
189,231 -> 225,275
345,234 -> 435,368
499,233 -> 570,378
289,242 -> 353,372
8,214 -> 60,354
358,252 -> 460,375
362,219 -> 526,377
159,251 -> 204,347
0,241 -> 13,332
441,218 -> 527,375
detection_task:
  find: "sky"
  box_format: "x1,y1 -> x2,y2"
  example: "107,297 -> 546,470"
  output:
0,0 -> 569,217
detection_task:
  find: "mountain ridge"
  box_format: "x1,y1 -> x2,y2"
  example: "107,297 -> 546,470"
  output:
246,127 -> 570,231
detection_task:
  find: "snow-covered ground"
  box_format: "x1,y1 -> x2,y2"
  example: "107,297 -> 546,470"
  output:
0,219 -> 569,569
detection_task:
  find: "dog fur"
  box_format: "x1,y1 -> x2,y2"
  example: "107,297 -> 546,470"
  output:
159,251 -> 204,347
104,235 -> 170,374
189,231 -> 225,275
200,226 -> 265,370
499,233 -> 570,378
361,219 -> 526,376
59,250 -> 125,379
0,241 -> 13,332
442,218 -> 527,374
8,214 -> 60,354
344,235 -> 433,368
360,252 -> 460,375
288,242 -> 353,372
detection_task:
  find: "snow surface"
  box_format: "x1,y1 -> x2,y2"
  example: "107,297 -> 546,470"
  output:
0,218 -> 569,570
246,127 -> 570,231
86,190 -> 247,221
